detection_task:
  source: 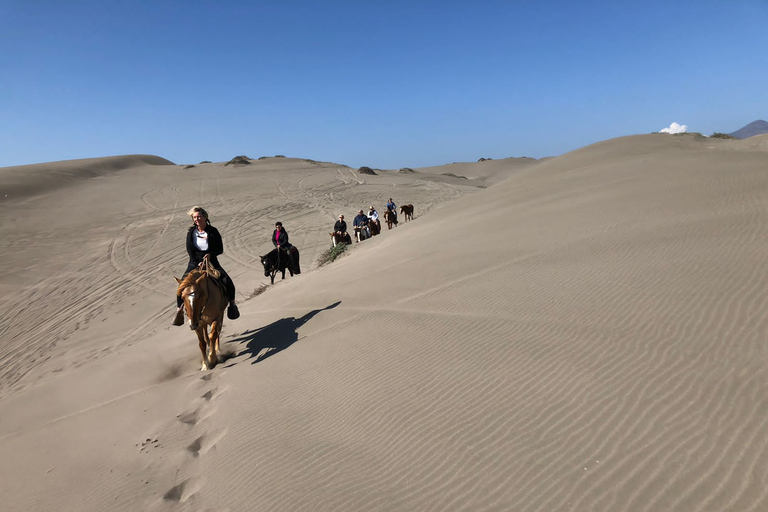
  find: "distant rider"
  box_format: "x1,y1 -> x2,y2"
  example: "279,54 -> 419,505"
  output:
352,209 -> 370,242
272,221 -> 294,268
333,214 -> 348,240
386,198 -> 398,224
367,205 -> 381,232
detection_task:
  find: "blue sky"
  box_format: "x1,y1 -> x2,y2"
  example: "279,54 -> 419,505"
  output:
1,0 -> 766,169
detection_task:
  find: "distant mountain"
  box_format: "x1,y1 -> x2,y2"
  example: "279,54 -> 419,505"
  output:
728,120 -> 768,139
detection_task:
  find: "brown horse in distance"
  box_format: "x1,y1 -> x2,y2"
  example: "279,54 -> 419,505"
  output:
369,218 -> 381,236
383,209 -> 397,229
175,256 -> 228,370
400,204 -> 414,222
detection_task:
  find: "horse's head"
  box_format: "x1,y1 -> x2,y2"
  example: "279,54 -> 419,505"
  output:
260,254 -> 272,276
177,272 -> 208,330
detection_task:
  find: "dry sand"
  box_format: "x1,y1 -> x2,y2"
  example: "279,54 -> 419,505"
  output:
0,134 -> 766,511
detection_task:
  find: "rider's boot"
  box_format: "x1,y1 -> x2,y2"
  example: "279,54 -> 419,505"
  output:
227,302 -> 240,320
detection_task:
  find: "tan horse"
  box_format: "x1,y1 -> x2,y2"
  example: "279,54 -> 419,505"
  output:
400,204 -> 414,222
175,256 -> 228,370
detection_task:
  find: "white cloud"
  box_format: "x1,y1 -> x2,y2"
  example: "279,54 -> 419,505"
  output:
660,122 -> 688,134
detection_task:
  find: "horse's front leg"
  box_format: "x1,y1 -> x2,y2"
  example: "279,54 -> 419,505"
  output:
196,327 -> 209,371
208,321 -> 220,368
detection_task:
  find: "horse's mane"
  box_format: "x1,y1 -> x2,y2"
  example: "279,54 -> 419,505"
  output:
177,268 -> 205,295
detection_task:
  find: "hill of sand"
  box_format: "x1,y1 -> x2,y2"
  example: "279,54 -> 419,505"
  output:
1,135 -> 767,511
0,154 -> 177,199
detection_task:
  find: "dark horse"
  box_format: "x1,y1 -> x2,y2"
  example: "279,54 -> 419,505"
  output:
383,209 -> 398,229
260,247 -> 301,284
369,218 -> 381,236
330,231 -> 352,247
400,204 -> 414,222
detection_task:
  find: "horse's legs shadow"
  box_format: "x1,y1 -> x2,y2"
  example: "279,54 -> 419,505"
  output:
225,301 -> 340,365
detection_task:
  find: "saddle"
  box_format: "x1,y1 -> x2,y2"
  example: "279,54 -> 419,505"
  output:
275,246 -> 301,274
208,273 -> 228,297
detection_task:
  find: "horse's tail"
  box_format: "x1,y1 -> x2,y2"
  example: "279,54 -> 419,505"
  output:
292,246 -> 301,274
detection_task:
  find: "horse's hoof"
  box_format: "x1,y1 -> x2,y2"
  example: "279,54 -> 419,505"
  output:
200,364 -> 209,371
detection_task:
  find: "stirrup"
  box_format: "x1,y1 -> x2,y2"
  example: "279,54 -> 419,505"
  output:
172,308 -> 184,326
227,304 -> 240,320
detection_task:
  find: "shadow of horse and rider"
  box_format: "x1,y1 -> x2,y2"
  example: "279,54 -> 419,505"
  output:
226,301 -> 341,365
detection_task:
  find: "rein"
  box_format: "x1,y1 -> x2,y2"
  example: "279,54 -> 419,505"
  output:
196,256 -> 219,319
199,275 -> 211,318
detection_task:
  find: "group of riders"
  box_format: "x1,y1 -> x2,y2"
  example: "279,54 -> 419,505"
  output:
333,197 -> 399,244
172,206 -> 296,326
173,198 -> 402,326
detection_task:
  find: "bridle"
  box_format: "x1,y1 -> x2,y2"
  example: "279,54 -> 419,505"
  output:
262,250 -> 280,279
184,272 -> 211,328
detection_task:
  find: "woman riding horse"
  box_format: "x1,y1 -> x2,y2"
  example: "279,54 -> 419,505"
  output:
272,221 -> 294,269
173,206 -> 239,326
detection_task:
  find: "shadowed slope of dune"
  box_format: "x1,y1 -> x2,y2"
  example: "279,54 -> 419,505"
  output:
0,154 -> 176,199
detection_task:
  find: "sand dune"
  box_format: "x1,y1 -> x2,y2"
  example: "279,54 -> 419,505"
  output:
0,154 -> 176,199
1,135 -> 766,511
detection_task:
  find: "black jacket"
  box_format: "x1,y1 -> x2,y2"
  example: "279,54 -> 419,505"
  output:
186,225 -> 224,268
272,228 -> 290,247
334,220 -> 347,232
353,214 -> 369,228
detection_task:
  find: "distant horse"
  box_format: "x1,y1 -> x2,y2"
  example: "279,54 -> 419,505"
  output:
400,204 -> 414,222
383,209 -> 398,229
354,225 -> 370,243
330,231 -> 352,248
260,247 -> 301,284
369,218 -> 381,236
175,256 -> 228,370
